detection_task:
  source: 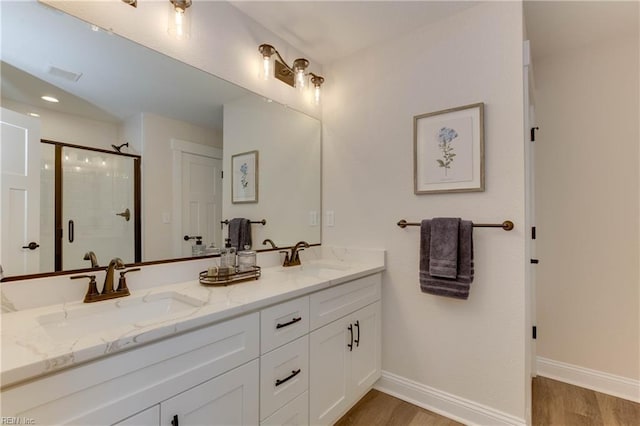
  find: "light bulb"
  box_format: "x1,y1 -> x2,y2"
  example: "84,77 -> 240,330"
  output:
174,9 -> 184,38
262,55 -> 271,81
310,75 -> 324,106
295,69 -> 306,91
314,85 -> 321,105
168,1 -> 191,40
258,44 -> 275,81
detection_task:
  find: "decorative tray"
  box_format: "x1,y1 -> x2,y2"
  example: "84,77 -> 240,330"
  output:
199,266 -> 261,286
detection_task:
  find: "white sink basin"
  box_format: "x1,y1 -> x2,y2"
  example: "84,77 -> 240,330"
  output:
36,292 -> 205,340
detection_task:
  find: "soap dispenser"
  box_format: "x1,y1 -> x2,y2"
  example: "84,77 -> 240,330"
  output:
220,238 -> 236,270
191,236 -> 205,256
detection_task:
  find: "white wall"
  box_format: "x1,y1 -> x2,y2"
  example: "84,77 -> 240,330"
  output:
323,2 -> 527,422
0,99 -> 120,149
139,112 -> 221,262
534,34 -> 639,382
223,96 -> 321,248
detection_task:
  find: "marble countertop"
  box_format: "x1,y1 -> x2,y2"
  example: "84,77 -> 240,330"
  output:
0,254 -> 384,389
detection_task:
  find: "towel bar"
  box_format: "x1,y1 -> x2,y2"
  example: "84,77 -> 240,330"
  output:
397,219 -> 514,231
221,219 -> 267,226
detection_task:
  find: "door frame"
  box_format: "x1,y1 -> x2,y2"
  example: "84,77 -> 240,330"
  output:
170,139 -> 223,258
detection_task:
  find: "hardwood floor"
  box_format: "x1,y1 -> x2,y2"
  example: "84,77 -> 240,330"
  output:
334,389 -> 462,426
532,377 -> 640,426
335,377 -> 640,425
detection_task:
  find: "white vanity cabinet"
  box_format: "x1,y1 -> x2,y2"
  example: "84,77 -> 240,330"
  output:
160,360 -> 259,426
259,296 -> 310,425
2,269 -> 383,426
2,313 -> 260,425
308,275 -> 382,426
114,406 -> 160,426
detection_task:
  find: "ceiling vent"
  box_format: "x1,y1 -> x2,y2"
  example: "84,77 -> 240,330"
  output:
46,65 -> 83,82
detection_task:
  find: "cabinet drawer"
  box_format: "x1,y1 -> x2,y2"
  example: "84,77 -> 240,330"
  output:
261,296 -> 309,354
261,391 -> 308,426
260,335 -> 309,420
309,274 -> 381,330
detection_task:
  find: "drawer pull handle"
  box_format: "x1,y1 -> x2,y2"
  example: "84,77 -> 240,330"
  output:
275,369 -> 301,387
171,415 -> 179,426
348,324 -> 353,352
276,316 -> 302,329
354,320 -> 360,347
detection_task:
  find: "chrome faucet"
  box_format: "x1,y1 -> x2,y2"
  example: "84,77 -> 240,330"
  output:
83,251 -> 99,268
71,257 -> 138,303
281,241 -> 310,267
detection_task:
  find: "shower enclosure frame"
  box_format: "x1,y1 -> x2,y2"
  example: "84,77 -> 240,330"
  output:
42,139 -> 142,271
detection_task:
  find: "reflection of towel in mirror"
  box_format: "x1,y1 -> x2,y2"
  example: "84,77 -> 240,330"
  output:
419,219 -> 474,300
229,218 -> 252,251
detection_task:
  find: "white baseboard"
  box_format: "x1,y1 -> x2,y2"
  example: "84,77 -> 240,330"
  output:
536,357 -> 640,403
374,371 -> 526,426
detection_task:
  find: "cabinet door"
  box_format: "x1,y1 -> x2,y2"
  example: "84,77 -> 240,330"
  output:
161,360 -> 259,426
113,405 -> 159,426
350,301 -> 381,399
309,316 -> 351,426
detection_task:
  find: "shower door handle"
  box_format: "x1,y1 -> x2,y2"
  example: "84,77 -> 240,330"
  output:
68,220 -> 74,243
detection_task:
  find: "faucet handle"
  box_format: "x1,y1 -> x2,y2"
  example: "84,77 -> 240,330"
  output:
71,274 -> 99,302
117,268 -> 140,293
279,250 -> 291,266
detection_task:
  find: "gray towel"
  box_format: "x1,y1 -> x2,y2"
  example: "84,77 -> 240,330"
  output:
419,219 -> 474,300
229,218 -> 252,251
429,217 -> 460,278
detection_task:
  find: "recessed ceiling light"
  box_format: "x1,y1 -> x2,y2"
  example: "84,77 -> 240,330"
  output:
28,112 -> 40,117
41,95 -> 59,103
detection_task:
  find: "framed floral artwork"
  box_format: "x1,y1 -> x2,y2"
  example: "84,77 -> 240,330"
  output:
231,150 -> 259,203
413,103 -> 484,194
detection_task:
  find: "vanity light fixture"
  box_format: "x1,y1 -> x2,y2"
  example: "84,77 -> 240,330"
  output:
168,0 -> 192,40
258,43 -> 325,104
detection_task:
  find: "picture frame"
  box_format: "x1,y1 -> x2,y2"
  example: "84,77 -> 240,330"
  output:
231,150 -> 259,203
413,103 -> 484,194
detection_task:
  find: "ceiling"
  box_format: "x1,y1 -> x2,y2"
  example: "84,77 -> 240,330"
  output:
524,1 -> 639,61
229,1 -> 477,65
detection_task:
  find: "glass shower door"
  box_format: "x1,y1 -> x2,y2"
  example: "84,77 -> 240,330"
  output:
62,146 -> 136,270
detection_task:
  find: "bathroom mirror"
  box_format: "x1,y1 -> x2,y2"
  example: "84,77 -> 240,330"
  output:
0,2 -> 321,279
